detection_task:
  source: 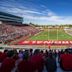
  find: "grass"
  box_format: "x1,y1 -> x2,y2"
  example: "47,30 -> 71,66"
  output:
28,28 -> 72,40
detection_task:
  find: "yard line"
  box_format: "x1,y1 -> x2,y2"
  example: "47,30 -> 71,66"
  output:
57,28 -> 58,40
48,26 -> 49,40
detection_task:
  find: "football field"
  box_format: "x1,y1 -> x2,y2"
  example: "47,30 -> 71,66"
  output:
28,28 -> 72,40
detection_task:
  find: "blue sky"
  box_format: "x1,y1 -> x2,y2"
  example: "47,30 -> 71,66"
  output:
0,0 -> 72,25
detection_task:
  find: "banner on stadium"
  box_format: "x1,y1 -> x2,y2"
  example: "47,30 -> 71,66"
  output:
18,40 -> 72,45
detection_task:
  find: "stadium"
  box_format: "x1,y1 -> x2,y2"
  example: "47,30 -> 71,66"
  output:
0,11 -> 72,49
0,0 -> 72,72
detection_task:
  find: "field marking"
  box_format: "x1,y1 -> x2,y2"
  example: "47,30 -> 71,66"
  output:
28,28 -> 72,40
64,28 -> 72,36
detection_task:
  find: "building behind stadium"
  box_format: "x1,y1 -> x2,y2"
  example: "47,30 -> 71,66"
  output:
0,11 -> 23,25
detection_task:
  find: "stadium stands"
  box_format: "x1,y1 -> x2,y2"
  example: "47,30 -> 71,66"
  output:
0,48 -> 72,72
1,11 -> 72,72
0,23 -> 40,44
0,12 -> 41,44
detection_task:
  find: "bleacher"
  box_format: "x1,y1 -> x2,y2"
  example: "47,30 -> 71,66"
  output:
0,48 -> 72,72
0,23 -> 40,44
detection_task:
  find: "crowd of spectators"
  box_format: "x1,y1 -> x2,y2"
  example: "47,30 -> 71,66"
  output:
58,48 -> 72,71
0,48 -> 72,72
0,24 -> 40,44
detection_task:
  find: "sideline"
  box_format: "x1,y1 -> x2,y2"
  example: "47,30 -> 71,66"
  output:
0,44 -> 68,50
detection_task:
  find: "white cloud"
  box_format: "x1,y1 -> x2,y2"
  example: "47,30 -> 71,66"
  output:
48,11 -> 55,16
0,3 -> 72,25
23,10 -> 42,14
8,7 -> 72,24
2,7 -> 42,15
41,5 -> 46,8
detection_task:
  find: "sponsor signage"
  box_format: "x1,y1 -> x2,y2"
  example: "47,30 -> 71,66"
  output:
18,40 -> 72,45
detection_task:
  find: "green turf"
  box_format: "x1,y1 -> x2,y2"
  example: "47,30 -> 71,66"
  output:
28,28 -> 72,40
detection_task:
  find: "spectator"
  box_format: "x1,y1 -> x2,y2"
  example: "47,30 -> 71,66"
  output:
30,49 -> 44,72
59,49 -> 72,71
17,49 -> 32,72
0,51 -> 7,62
45,53 -> 57,72
0,50 -> 15,72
